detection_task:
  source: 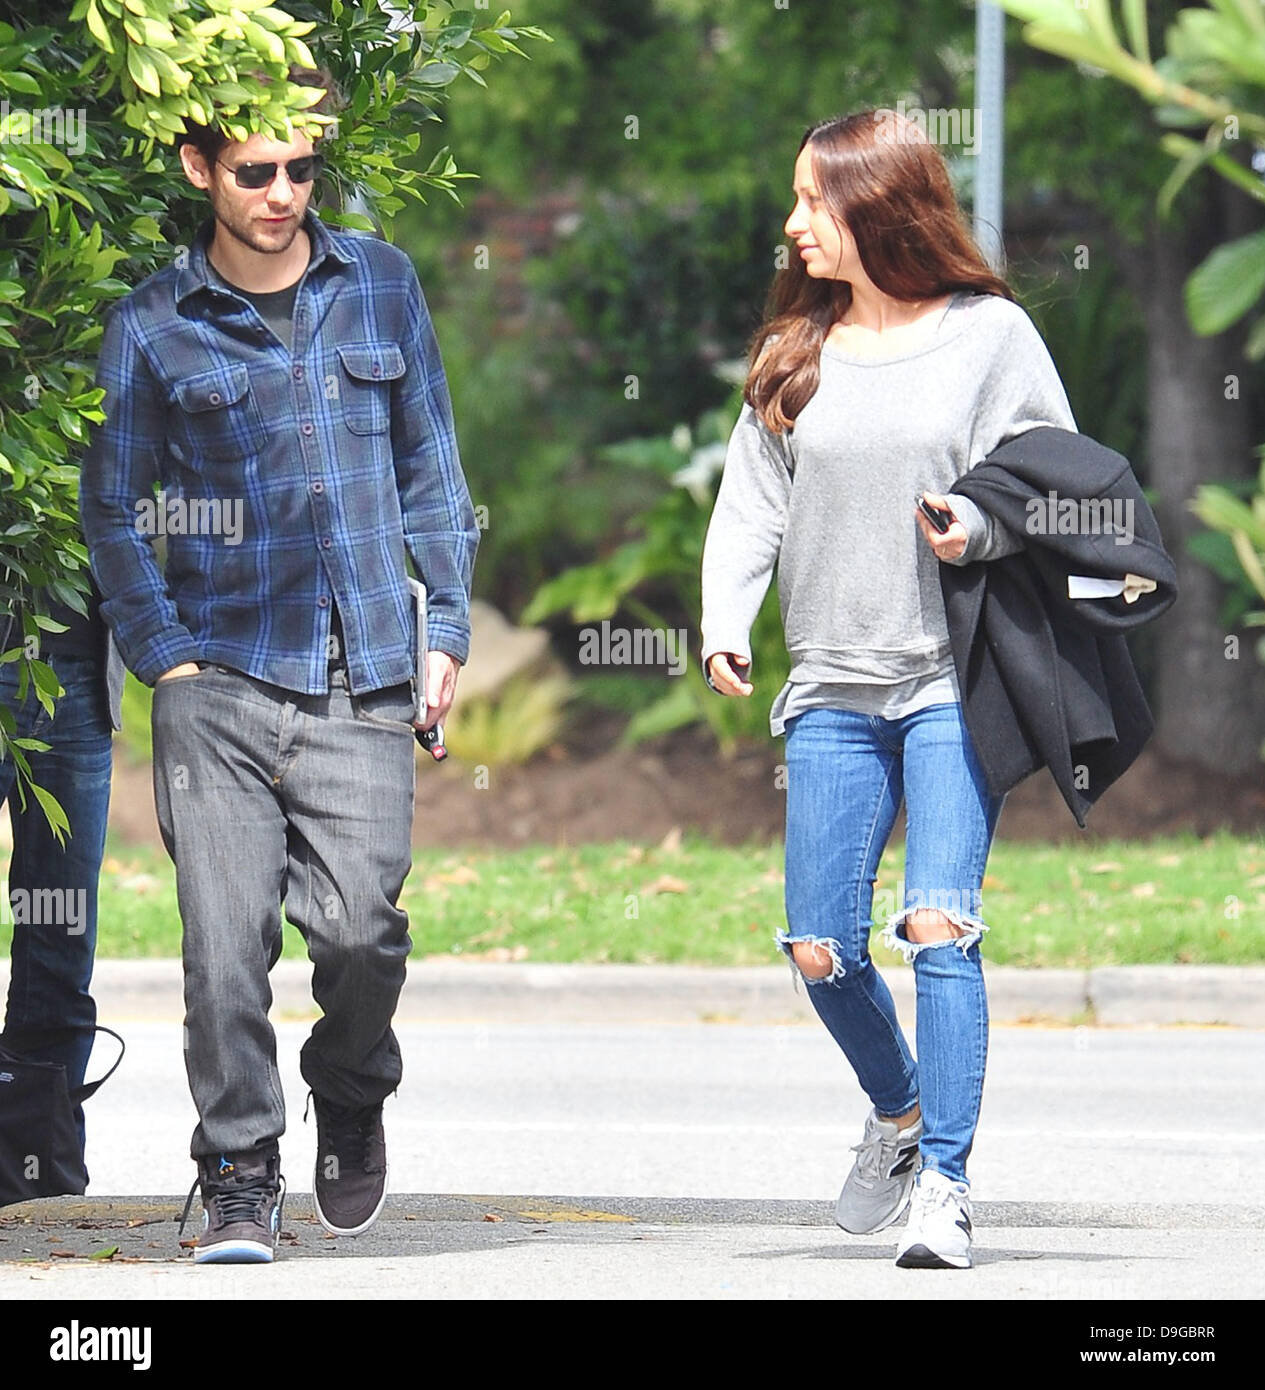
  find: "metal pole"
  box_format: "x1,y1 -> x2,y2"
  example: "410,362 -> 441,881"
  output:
974,2 -> 1005,271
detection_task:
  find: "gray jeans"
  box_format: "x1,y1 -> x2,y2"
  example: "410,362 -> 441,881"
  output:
151,661 -> 416,1158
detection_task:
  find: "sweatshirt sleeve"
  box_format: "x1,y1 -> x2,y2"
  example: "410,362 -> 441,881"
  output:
947,303 -> 1078,566
699,401 -> 793,684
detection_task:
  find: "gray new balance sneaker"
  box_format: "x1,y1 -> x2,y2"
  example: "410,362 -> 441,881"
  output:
835,1108 -> 922,1234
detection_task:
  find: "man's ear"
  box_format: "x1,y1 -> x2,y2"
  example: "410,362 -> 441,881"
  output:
179,141 -> 213,191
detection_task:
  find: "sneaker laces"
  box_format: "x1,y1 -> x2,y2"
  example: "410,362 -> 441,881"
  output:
306,1091 -> 384,1174
849,1134 -> 884,1185
910,1174 -> 965,1222
850,1116 -> 914,1186
177,1163 -> 284,1238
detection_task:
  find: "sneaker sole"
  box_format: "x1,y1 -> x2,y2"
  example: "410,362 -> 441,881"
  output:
193,1239 -> 275,1265
895,1242 -> 971,1270
313,1164 -> 389,1237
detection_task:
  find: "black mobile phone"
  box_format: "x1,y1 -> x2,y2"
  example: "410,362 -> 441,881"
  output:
916,495 -> 954,534
416,723 -> 447,761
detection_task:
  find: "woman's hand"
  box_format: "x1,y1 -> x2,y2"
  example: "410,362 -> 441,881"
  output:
707,652 -> 753,697
915,492 -> 968,562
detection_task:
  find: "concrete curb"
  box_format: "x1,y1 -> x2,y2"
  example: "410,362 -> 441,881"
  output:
4,959 -> 1261,1027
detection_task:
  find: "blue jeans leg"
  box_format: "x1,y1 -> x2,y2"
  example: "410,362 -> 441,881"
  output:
0,652 -> 112,1157
780,709 -> 919,1119
781,702 -> 1003,1187
880,702 -> 1004,1184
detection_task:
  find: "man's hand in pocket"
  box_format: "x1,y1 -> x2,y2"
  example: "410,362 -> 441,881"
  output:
156,662 -> 202,683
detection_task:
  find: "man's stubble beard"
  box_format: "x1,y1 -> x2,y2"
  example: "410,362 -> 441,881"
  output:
210,190 -> 306,256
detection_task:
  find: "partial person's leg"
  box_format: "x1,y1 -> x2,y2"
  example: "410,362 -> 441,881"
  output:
279,668 -> 414,1237
1,654 -> 112,1157
281,670 -> 415,1112
883,701 -> 1004,1186
151,667 -> 290,1159
780,708 -> 917,1119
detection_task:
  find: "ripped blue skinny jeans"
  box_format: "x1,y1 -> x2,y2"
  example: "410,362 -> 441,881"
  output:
780,703 -> 1004,1185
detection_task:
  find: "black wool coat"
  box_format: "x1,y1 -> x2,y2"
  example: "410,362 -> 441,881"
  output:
942,427 -> 1178,828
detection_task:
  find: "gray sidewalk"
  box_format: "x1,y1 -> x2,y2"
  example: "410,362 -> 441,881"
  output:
3,1018 -> 1261,1300
3,1193 -> 1261,1300
19,957 -> 1265,1026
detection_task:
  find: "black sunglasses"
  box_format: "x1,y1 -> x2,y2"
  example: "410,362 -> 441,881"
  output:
216,154 -> 325,190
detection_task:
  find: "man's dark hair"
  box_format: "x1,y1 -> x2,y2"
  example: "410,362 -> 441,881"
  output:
179,65 -> 343,167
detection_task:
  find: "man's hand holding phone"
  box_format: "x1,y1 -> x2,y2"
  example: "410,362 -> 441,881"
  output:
417,650 -> 458,729
414,649 -> 458,761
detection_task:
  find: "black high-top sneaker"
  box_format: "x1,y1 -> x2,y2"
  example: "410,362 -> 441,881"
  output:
178,1146 -> 285,1264
309,1093 -> 388,1236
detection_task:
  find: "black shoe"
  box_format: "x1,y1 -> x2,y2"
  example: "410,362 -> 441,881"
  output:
308,1093 -> 388,1236
178,1146 -> 285,1264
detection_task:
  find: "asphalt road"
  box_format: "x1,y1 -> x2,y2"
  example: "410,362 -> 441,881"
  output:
2,1020 -> 1262,1302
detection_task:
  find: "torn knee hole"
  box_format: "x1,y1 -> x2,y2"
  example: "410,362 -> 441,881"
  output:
881,906 -> 989,964
776,933 -> 847,984
792,941 -> 837,979
903,910 -> 964,944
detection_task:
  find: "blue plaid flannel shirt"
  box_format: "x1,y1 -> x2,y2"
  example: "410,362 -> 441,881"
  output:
80,212 -> 478,693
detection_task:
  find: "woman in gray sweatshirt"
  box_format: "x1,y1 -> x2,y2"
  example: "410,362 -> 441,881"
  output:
700,108 -> 1076,1270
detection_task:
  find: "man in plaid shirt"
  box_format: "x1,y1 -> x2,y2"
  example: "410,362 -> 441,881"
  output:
80,69 -> 478,1264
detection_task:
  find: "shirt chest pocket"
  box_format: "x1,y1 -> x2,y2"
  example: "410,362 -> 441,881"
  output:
173,364 -> 266,461
335,343 -> 406,435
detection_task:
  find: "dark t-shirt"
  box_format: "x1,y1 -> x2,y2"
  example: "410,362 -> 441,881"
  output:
210,263 -> 301,353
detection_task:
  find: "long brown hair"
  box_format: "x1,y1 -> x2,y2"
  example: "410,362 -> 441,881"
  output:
747,109 -> 1014,433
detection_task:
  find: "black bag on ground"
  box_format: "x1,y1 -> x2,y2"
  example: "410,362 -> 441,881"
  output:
0,1025 -> 124,1209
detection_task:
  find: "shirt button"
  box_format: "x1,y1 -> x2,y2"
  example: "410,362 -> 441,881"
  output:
321,537 -> 332,549
208,392 -> 222,405
293,366 -> 304,381
317,596 -> 329,608
301,422 -> 314,436
312,480 -> 324,494
372,363 -> 382,377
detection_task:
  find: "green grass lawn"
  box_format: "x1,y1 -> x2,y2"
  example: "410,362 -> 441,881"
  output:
39,829 -> 1265,968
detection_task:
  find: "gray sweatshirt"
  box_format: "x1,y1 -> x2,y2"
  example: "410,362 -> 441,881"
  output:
699,291 -> 1078,734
